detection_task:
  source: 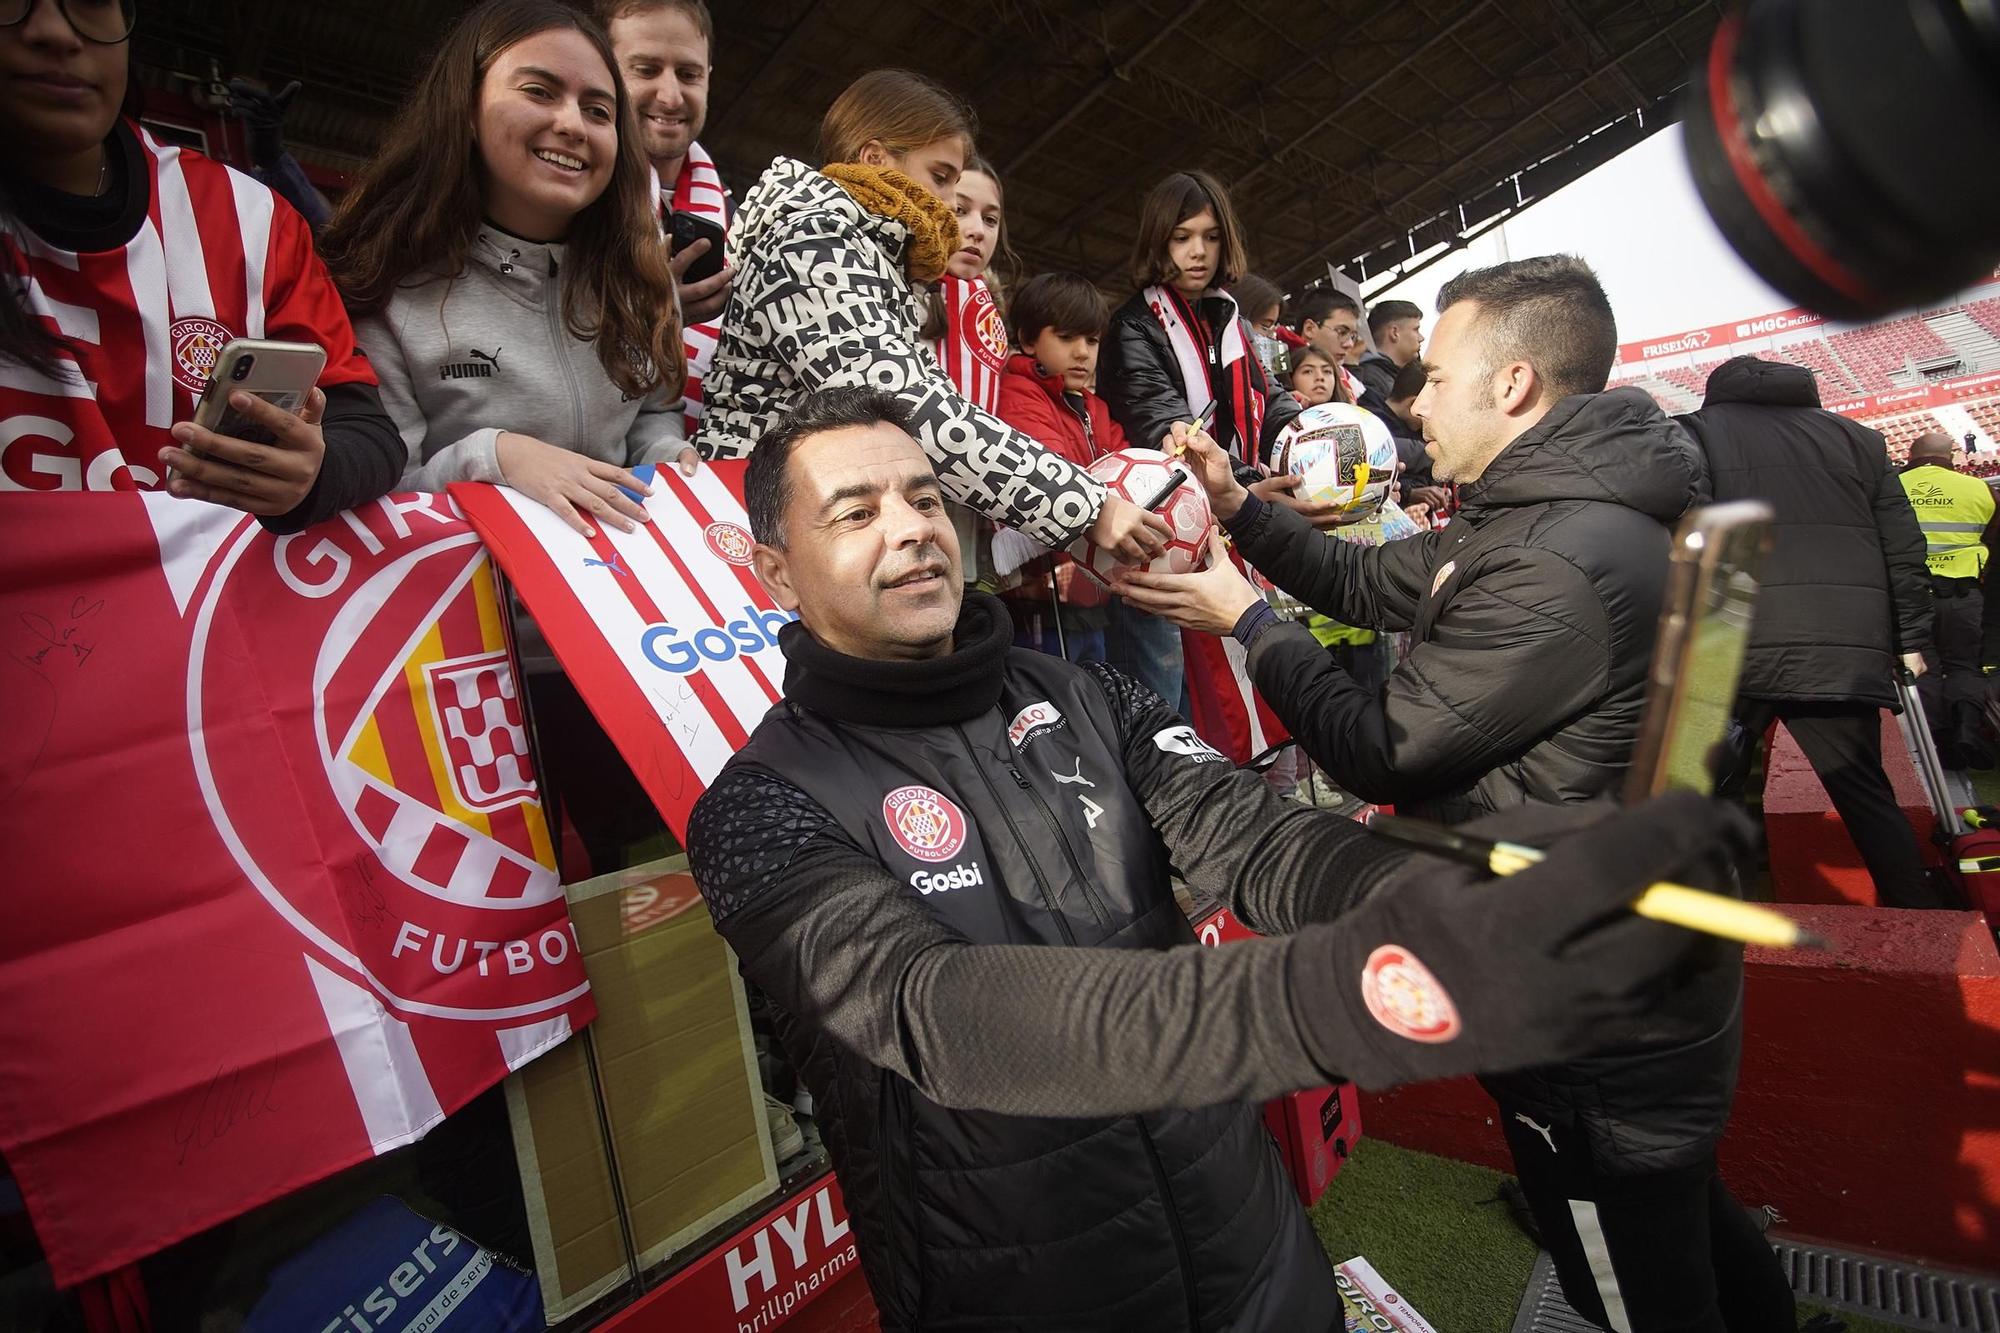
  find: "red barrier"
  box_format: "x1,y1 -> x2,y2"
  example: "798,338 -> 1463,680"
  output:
1762,716 -> 1939,907
1363,905 -> 2000,1272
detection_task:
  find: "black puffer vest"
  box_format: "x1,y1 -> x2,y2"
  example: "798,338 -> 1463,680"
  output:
734,596 -> 1338,1332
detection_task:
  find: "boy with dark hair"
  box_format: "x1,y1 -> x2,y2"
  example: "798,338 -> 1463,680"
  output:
1356,297 -> 1424,419
994,272 -> 1126,662
1290,288 -> 1366,402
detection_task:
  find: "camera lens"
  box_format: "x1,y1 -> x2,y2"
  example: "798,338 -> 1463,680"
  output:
231,355 -> 255,381
1683,0 -> 2000,320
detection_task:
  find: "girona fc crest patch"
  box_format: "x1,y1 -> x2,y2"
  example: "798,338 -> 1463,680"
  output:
170,317 -> 234,394
882,784 -> 967,863
703,520 -> 755,567
972,299 -> 1009,371
1360,944 -> 1462,1044
184,493 -> 581,1019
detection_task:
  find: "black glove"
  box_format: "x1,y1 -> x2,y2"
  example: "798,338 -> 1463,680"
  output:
1285,792 -> 1754,1090
225,79 -> 301,171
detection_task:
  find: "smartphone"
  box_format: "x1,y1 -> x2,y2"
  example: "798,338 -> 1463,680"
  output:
669,210 -> 727,286
188,338 -> 326,447
1622,500 -> 1775,803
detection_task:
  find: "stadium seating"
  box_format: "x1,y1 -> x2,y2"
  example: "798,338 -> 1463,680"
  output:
1968,296 -> 2000,341
1768,338 -> 1863,396
1829,317 -> 1957,391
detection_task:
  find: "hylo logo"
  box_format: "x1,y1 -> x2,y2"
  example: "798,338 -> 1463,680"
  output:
1006,700 -> 1065,748
882,784 -> 967,862
640,604 -> 795,675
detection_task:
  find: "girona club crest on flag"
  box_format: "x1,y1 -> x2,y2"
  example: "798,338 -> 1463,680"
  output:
882,784 -> 967,863
183,493 -> 583,1020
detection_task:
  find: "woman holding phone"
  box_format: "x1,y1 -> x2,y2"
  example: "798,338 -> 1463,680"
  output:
0,0 -> 402,526
695,69 -> 1164,562
319,0 -> 684,538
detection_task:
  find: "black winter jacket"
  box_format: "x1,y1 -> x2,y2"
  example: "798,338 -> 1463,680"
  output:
1677,356 -> 1931,708
1098,291 -> 1301,463
1234,387 -> 1706,825
685,596 -> 1436,1331
1353,350 -> 1398,418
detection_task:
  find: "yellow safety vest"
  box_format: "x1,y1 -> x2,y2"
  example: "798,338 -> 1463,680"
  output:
1900,464 -> 1994,579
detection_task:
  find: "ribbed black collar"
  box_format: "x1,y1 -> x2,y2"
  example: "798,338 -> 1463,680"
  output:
780,592 -> 1012,727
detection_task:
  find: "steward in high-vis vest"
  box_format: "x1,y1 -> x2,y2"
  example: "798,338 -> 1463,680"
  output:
685,386 -> 1752,1332
1901,430 -> 2000,767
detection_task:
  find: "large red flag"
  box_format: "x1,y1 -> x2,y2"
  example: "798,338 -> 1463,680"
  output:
0,491 -> 593,1288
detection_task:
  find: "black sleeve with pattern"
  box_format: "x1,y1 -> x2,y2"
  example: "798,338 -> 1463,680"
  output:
754,213 -> 1105,549
1078,661 -> 1412,935
685,763 -> 1329,1115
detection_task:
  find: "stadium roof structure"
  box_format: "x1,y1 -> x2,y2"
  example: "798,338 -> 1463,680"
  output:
132,0 -> 1722,299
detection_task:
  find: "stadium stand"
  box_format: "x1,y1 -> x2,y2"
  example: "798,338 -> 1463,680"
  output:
1769,338 -> 1864,396
1969,296 -> 2000,341
1829,316 -> 1958,391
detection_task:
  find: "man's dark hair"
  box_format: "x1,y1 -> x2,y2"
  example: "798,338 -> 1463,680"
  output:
1009,272 -> 1110,346
1367,298 -> 1423,343
595,0 -> 714,45
1388,357 -> 1429,403
745,387 -> 917,547
1289,288 -> 1360,332
1435,255 -> 1617,399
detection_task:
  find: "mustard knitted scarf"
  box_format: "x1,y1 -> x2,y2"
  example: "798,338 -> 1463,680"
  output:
821,163 -> 959,285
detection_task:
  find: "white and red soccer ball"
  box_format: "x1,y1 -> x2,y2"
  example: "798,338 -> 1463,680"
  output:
1067,447 -> 1214,586
1270,402 -> 1399,515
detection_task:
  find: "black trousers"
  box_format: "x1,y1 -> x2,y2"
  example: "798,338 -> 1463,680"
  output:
1723,699 -> 1948,909
1919,578 -> 1992,769
1499,1111 -> 1795,1333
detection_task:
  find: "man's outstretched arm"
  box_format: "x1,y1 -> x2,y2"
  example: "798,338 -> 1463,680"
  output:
688,764 -> 1750,1114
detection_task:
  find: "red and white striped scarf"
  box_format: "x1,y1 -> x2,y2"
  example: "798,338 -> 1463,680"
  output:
659,141 -> 730,436
1143,284 -> 1265,462
931,274 -> 1007,414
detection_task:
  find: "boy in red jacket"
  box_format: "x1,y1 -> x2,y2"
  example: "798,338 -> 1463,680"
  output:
995,273 -> 1129,662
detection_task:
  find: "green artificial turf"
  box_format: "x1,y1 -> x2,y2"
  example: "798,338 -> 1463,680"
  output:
1307,1139 -> 1907,1333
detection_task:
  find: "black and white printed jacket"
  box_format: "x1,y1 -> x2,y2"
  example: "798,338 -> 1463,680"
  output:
693,157 -> 1106,550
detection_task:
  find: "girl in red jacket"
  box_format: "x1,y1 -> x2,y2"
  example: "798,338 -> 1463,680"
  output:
994,272 -> 1127,662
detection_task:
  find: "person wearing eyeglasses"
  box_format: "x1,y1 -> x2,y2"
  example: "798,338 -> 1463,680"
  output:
0,0 -> 404,523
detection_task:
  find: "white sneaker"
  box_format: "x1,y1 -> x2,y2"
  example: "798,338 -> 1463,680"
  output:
764,1093 -> 805,1162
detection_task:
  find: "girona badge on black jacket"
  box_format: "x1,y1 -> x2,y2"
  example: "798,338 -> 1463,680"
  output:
727,647 -> 1332,1331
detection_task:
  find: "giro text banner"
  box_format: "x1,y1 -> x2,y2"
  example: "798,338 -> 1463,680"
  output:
452,462 -> 791,839
0,492 -> 593,1287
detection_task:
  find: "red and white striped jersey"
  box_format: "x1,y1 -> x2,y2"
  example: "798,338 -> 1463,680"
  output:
933,274 -> 1008,415
0,124 -> 373,494
664,140 -> 732,438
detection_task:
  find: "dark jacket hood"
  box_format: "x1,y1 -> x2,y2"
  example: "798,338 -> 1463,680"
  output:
1461,386 -> 1705,523
1701,355 -> 1821,409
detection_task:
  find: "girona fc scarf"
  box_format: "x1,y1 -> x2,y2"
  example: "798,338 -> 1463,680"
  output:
1179,549 -> 1289,766
1144,284 -> 1265,462
932,274 -> 1008,414
667,140 -> 732,437
0,492 -> 593,1289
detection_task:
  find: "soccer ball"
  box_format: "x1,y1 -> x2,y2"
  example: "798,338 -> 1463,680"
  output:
1068,447 -> 1213,587
1270,402 -> 1398,515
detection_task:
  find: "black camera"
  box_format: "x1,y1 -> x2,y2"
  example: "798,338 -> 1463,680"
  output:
1683,0 -> 2000,320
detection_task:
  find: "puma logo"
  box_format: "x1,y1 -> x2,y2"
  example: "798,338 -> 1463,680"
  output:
1051,758 -> 1094,787
440,347 -> 503,380
1514,1113 -> 1557,1155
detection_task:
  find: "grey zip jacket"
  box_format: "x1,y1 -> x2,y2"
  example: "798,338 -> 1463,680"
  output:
358,226 -> 686,493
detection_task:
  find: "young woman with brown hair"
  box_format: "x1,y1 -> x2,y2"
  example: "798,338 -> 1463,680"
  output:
695,69 -> 1164,561
933,155 -> 1013,414
319,0 -> 685,537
